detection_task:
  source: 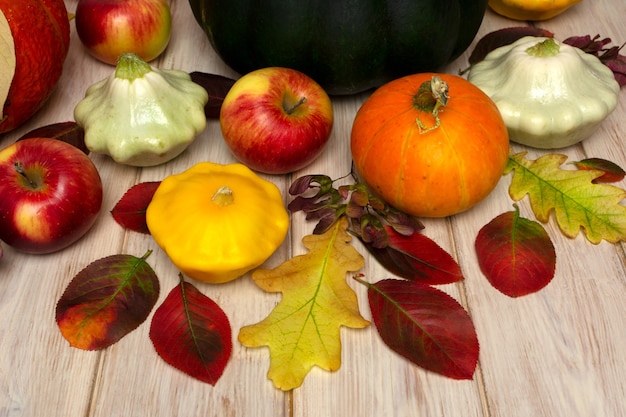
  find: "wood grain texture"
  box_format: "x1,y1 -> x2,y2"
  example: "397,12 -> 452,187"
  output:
0,1 -> 624,416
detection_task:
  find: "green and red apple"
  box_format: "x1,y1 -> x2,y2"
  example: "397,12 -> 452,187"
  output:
0,138 -> 103,254
220,67 -> 334,175
75,0 -> 172,65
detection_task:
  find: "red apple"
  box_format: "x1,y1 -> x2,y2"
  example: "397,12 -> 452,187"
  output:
220,67 -> 334,175
0,138 -> 103,254
75,0 -> 172,65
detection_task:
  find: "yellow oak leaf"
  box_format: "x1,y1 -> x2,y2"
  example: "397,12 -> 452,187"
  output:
238,217 -> 370,390
505,152 -> 626,244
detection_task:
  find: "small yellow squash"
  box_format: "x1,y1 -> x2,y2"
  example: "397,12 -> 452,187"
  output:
146,162 -> 289,283
488,0 -> 582,21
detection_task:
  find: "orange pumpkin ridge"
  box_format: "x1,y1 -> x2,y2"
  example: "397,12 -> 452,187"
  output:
351,73 -> 509,218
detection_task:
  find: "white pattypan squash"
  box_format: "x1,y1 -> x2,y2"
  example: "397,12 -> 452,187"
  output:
468,37 -> 619,149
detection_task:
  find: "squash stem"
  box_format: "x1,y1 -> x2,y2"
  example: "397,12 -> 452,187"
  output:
115,53 -> 152,80
412,76 -> 449,134
525,38 -> 560,57
211,186 -> 234,206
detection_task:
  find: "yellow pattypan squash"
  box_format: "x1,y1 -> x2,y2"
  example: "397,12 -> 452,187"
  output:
488,0 -> 582,21
146,162 -> 289,283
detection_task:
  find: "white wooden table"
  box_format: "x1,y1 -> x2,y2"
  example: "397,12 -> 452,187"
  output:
1,1 -> 625,416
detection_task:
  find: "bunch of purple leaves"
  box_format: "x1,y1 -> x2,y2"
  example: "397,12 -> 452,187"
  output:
287,174 -> 424,248
563,34 -> 626,86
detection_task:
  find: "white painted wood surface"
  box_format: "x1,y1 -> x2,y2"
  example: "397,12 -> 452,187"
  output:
0,1 -> 625,416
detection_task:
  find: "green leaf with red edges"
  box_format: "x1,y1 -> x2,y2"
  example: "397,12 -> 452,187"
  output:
17,121 -> 88,154
55,250 -> 160,350
475,206 -> 556,297
357,277 -> 479,380
111,181 -> 161,234
505,152 -> 626,244
364,226 -> 463,285
573,158 -> 626,183
150,275 -> 232,385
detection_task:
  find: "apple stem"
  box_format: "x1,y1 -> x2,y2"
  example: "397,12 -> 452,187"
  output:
14,162 -> 37,189
284,97 -> 307,115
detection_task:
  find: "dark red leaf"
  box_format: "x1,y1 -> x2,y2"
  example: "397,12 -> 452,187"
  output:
385,209 -> 425,236
189,71 -> 237,119
360,277 -> 479,380
563,35 -> 626,87
475,206 -> 556,297
601,45 -> 626,87
467,26 -> 554,66
111,182 -> 161,233
364,226 -> 463,285
56,251 -> 160,350
150,275 -> 232,385
573,157 -> 626,183
17,121 -> 88,154
562,34 -> 612,54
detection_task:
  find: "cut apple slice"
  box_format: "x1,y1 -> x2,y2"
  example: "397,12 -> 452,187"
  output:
0,10 -> 16,120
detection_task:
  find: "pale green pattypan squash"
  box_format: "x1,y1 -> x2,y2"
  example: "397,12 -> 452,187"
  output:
74,53 -> 208,166
468,37 -> 620,149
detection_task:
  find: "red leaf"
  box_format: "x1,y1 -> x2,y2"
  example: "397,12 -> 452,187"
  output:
467,26 -> 554,66
189,72 -> 237,119
365,226 -> 463,285
475,206 -> 556,297
602,46 -> 626,87
150,275 -> 232,385
563,34 -> 626,87
55,251 -> 160,350
573,157 -> 626,183
17,121 -> 88,154
111,181 -> 161,233
360,277 -> 479,380
562,34 -> 612,55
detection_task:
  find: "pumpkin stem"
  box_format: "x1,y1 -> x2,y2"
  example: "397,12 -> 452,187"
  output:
413,76 -> 449,134
211,186 -> 234,206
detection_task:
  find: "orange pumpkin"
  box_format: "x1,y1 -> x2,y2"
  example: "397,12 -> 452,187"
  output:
351,73 -> 509,218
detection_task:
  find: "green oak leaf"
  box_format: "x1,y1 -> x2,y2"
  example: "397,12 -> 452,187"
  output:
505,152 -> 626,244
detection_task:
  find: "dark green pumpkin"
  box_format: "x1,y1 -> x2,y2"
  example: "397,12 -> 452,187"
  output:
188,0 -> 488,95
